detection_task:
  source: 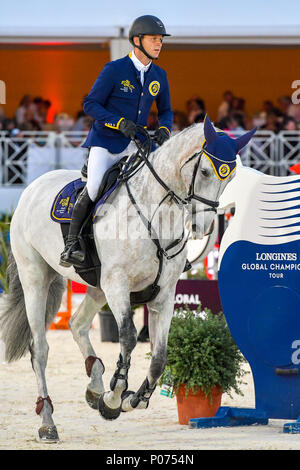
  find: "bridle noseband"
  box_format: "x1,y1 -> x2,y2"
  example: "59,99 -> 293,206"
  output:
184,150 -> 220,212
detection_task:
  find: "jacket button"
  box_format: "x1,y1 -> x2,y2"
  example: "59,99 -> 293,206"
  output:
138,110 -> 141,114
141,93 -> 144,96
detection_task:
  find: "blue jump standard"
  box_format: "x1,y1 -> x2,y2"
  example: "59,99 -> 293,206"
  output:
283,415 -> 300,434
188,407 -> 269,429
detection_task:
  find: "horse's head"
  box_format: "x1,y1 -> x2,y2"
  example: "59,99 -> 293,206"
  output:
180,114 -> 256,238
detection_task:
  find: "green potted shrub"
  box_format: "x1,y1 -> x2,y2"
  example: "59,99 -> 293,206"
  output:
159,306 -> 247,424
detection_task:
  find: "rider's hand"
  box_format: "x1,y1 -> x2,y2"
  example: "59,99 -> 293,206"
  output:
119,119 -> 137,139
153,127 -> 170,146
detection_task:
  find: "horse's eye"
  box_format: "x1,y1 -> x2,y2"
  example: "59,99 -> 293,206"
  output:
201,168 -> 209,177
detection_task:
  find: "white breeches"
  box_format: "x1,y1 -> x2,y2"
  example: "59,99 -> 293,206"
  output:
86,142 -> 137,201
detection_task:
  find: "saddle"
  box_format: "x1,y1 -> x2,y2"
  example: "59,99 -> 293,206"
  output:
51,156 -> 161,305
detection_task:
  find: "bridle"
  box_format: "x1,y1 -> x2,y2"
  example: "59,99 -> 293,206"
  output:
117,127 -> 220,263
121,126 -> 220,212
183,150 -> 220,212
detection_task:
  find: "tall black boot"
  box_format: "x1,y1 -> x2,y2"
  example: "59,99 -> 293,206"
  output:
59,187 -> 93,267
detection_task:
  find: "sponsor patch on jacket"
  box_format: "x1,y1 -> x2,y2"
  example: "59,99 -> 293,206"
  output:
120,80 -> 135,93
149,81 -> 160,96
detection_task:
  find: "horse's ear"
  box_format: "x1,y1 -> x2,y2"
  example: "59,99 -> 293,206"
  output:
204,114 -> 218,144
235,127 -> 257,152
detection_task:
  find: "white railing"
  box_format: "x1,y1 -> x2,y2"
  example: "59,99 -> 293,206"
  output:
0,131 -> 89,186
0,130 -> 300,186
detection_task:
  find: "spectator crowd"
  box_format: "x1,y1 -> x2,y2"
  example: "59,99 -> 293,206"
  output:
1,90 -> 300,139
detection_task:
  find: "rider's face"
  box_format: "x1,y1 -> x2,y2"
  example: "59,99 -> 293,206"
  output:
135,35 -> 163,60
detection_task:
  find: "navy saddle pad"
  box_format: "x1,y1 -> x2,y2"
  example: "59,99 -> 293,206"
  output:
51,178 -> 85,223
51,177 -> 121,224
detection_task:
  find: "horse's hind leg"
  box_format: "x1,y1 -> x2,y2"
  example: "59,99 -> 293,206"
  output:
69,286 -> 107,409
14,247 -> 62,443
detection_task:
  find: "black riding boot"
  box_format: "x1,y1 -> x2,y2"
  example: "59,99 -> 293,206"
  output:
59,187 -> 93,267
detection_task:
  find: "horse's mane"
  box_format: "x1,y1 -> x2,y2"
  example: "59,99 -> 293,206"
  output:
151,123 -> 205,167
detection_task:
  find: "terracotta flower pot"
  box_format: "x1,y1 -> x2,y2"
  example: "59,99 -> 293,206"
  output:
176,384 -> 222,425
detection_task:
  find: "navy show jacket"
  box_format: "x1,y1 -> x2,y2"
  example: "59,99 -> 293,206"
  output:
82,53 -> 173,153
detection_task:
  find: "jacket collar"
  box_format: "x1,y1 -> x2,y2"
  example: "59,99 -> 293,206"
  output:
129,50 -> 152,73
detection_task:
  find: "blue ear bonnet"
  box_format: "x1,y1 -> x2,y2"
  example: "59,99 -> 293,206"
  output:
205,134 -> 237,162
202,133 -> 237,180
202,115 -> 257,181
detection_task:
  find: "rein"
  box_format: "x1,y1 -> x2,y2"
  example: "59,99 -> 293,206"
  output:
117,127 -> 219,264
121,127 -> 219,212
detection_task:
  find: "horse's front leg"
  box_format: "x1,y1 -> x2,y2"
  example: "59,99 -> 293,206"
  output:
69,287 -> 106,410
122,289 -> 174,412
98,275 -> 137,420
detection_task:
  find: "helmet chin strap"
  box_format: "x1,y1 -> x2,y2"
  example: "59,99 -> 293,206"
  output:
135,35 -> 158,61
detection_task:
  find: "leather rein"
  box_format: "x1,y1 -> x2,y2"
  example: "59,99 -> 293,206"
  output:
117,126 -> 219,263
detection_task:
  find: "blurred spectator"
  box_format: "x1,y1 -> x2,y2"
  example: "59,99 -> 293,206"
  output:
217,113 -> 245,132
217,116 -> 233,130
259,100 -> 282,122
73,95 -> 88,131
217,90 -> 233,120
54,113 -> 75,132
281,116 -> 299,162
26,96 -> 46,130
15,95 -> 32,127
287,102 -> 300,124
230,113 -> 245,131
230,97 -> 246,121
282,116 -> 298,131
73,112 -> 88,132
172,110 -> 189,133
261,112 -> 281,133
278,95 -> 292,115
186,96 -> 206,124
40,99 -> 52,124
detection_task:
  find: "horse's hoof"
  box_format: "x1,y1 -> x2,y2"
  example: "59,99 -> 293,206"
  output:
121,390 -> 135,412
85,389 -> 100,410
38,425 -> 59,443
98,393 -> 121,421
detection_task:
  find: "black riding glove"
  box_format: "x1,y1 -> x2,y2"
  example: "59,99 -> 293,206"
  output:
119,119 -> 137,139
154,127 -> 170,146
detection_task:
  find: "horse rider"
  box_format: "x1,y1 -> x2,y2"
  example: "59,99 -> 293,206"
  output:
59,15 -> 173,268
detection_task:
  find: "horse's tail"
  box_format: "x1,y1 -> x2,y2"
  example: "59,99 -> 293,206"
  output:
0,251 -> 65,363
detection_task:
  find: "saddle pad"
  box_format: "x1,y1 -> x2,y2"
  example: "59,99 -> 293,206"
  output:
51,177 -> 122,224
51,178 -> 85,223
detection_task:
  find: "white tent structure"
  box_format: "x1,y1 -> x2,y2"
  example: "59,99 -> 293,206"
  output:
1,0 -> 300,48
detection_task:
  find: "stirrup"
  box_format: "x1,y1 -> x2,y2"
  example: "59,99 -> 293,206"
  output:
59,236 -> 84,267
